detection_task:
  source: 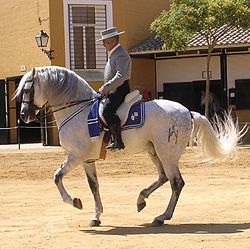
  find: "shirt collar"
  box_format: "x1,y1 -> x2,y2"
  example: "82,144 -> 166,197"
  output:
108,43 -> 121,56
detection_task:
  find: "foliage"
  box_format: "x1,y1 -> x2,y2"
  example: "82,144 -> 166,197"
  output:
150,0 -> 250,51
150,0 -> 250,118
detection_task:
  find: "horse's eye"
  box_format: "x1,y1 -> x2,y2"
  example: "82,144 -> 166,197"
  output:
23,89 -> 30,94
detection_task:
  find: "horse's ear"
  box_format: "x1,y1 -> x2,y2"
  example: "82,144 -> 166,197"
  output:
31,68 -> 36,79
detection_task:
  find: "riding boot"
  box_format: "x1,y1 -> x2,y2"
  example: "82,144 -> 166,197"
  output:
106,123 -> 125,150
113,123 -> 125,149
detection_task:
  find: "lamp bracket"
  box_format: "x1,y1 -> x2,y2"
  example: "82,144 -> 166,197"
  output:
41,48 -> 54,60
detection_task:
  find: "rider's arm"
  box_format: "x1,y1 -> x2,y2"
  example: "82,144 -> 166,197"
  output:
102,53 -> 131,94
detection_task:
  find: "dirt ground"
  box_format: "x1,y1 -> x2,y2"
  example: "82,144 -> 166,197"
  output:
0,145 -> 249,249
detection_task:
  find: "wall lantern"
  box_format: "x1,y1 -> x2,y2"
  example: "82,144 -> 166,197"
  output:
35,30 -> 54,60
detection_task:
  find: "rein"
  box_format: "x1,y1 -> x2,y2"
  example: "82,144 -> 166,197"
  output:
35,98 -> 95,127
46,98 -> 96,115
37,97 -> 97,130
21,77 -> 99,128
58,103 -> 92,133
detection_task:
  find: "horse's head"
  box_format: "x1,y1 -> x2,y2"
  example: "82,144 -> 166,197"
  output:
16,68 -> 47,123
16,66 -> 97,123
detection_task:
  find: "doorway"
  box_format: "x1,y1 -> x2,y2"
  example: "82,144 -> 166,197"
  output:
6,77 -> 43,144
163,80 -> 225,114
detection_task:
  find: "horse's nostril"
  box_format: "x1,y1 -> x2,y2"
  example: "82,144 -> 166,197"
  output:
20,113 -> 25,121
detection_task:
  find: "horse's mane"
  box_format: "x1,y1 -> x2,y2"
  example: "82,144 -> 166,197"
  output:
15,72 -> 30,99
15,66 -> 96,103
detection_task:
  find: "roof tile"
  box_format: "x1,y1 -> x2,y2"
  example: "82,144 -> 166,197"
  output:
130,26 -> 250,54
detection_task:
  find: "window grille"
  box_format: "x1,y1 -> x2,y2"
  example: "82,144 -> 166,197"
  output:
69,5 -> 107,71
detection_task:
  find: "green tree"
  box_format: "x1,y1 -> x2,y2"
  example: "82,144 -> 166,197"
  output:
151,0 -> 250,117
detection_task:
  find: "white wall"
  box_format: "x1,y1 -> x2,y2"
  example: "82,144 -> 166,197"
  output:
156,53 -> 250,93
227,54 -> 250,89
156,56 -> 221,92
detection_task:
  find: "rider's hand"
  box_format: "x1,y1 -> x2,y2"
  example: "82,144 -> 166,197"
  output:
98,86 -> 105,97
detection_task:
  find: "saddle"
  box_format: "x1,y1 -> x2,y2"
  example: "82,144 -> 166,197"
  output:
87,90 -> 145,159
99,90 -> 142,126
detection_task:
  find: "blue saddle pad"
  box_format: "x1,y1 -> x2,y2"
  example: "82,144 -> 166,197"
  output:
87,100 -> 145,139
122,102 -> 145,130
87,99 -> 100,139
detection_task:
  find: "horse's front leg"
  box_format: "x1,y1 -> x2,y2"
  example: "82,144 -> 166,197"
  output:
54,154 -> 83,209
83,162 -> 103,227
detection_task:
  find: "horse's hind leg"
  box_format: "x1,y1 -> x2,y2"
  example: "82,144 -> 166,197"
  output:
137,151 -> 168,212
83,162 -> 103,227
152,161 -> 185,226
54,154 -> 82,209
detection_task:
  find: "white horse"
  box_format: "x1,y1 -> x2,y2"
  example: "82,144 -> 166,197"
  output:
15,66 -> 246,227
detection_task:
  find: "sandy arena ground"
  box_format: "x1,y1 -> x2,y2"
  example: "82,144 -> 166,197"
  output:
0,145 -> 249,249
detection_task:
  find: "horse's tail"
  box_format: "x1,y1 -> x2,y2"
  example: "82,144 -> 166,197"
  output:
190,111 -> 248,162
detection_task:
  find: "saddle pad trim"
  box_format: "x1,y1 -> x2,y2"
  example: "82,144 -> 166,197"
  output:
122,102 -> 145,130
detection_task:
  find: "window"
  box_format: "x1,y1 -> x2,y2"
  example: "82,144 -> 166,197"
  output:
68,4 -> 107,71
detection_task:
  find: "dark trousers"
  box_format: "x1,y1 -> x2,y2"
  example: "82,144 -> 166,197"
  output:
102,80 -> 130,127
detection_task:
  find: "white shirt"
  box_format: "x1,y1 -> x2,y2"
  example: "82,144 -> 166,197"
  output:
108,43 -> 121,57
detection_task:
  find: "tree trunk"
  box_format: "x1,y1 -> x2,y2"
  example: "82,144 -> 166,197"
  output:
205,48 -> 212,118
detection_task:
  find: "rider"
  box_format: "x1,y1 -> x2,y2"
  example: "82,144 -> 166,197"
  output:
98,27 -> 132,150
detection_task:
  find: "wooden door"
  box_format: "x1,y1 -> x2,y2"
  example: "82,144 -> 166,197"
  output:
6,79 -> 18,143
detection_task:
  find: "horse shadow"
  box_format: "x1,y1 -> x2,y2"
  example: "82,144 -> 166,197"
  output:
81,222 -> 250,235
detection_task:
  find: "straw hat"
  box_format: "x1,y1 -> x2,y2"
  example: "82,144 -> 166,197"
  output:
97,27 -> 125,41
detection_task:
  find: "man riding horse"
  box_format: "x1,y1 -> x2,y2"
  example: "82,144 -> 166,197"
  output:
98,27 -> 132,150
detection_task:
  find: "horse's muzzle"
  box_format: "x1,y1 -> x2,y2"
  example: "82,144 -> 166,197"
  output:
20,109 -> 36,123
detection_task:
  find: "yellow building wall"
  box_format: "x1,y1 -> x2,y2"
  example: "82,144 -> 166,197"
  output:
112,0 -> 169,100
0,0 -> 169,78
0,0 -> 51,79
112,0 -> 169,49
49,0 -> 65,67
47,0 -> 65,145
130,58 -> 156,99
0,0 -> 168,145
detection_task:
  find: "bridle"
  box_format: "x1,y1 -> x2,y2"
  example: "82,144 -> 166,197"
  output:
21,78 -> 99,120
21,79 -> 41,112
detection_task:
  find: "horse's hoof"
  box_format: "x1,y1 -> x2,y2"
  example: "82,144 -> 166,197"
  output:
151,218 -> 164,227
73,198 -> 83,210
89,219 -> 101,227
137,201 -> 146,212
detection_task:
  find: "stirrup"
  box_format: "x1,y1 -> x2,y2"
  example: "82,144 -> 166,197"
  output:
106,142 -> 125,150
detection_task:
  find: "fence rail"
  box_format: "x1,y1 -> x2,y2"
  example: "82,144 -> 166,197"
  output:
0,121 -> 249,150
0,124 -> 58,150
